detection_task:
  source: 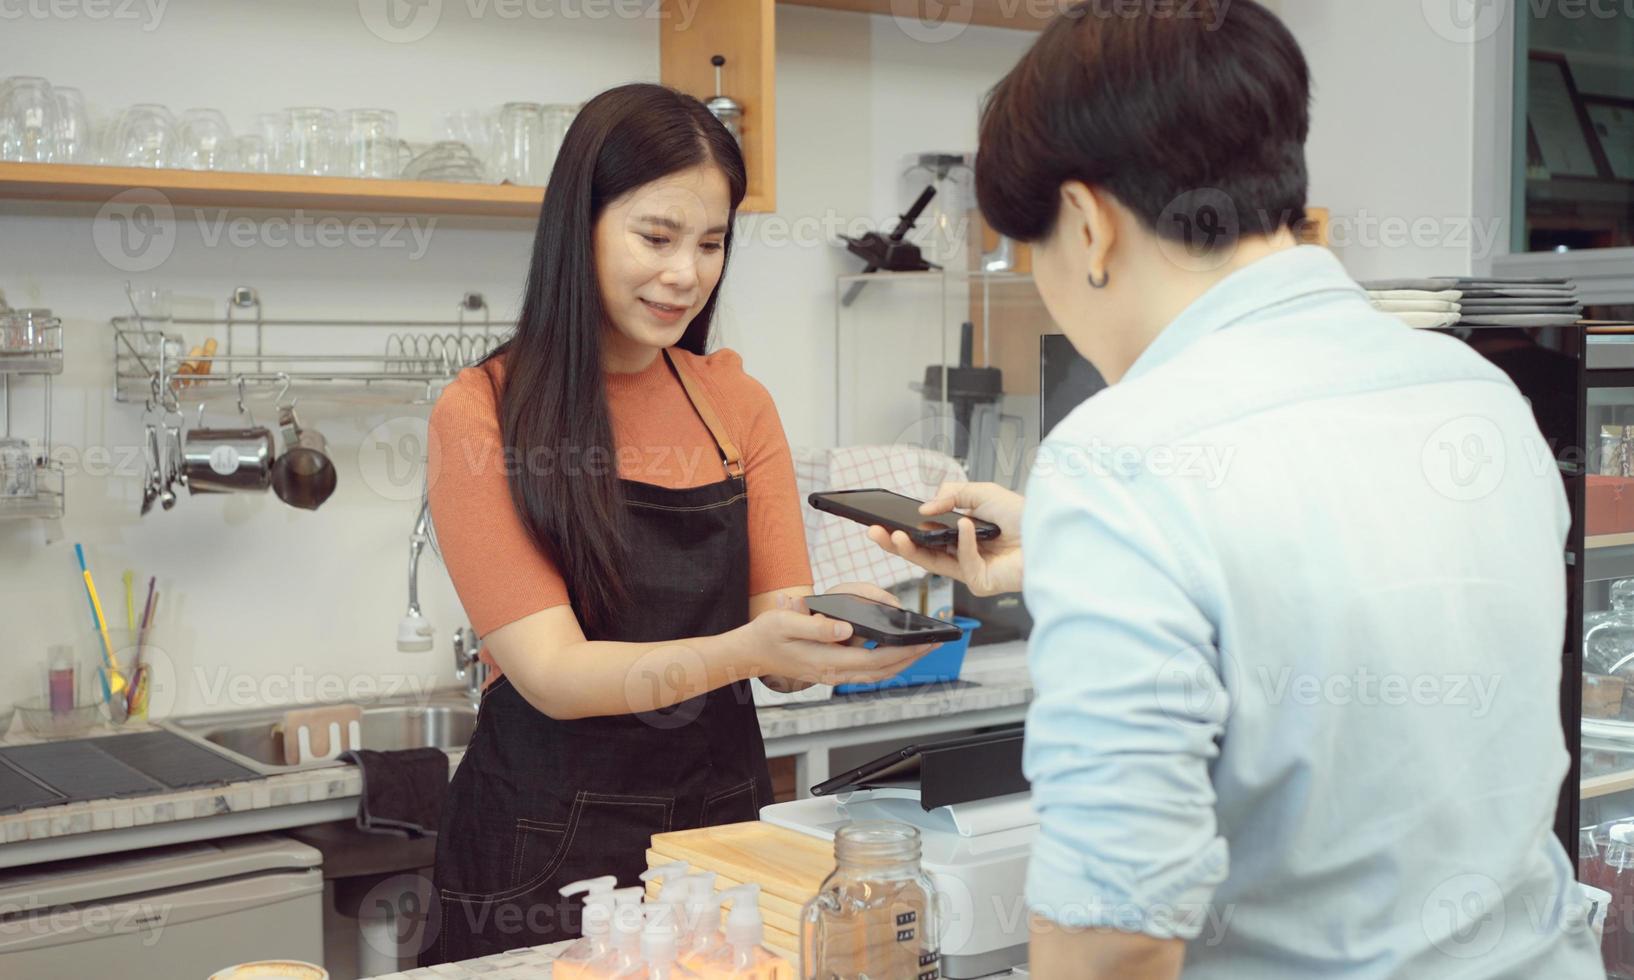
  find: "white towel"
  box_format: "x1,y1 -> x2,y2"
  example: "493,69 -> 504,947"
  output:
794,445 -> 968,592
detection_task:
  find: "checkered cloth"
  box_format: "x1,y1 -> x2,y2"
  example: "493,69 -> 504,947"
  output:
794,445 -> 968,592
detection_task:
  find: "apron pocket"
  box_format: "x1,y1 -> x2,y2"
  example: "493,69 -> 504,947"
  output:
511,818 -> 569,889
552,792 -> 675,888
700,779 -> 759,827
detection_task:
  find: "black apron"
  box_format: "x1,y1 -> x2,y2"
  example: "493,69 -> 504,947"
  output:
422,349 -> 774,965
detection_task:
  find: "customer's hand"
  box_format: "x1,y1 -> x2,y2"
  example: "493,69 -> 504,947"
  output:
736,593 -> 939,688
867,481 -> 1025,596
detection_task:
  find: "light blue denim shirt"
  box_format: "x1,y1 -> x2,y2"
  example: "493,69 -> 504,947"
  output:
1020,246 -> 1602,978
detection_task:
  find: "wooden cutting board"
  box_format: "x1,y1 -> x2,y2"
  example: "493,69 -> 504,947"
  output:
647,821 -> 835,964
649,821 -> 834,904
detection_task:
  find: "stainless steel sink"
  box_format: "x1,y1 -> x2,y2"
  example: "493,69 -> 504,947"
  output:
163,698 -> 477,774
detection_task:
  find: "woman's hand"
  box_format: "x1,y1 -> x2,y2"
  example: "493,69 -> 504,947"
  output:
736,587 -> 940,688
866,481 -> 1026,596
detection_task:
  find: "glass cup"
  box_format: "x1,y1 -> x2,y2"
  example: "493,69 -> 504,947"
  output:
107,104 -> 177,168
175,108 -> 237,171
0,437 -> 37,498
256,112 -> 288,173
283,107 -> 338,176
0,76 -> 59,163
51,86 -> 91,164
540,104 -> 576,182
235,133 -> 269,173
495,102 -> 547,186
130,285 -> 172,321
344,108 -> 406,179
442,109 -> 495,178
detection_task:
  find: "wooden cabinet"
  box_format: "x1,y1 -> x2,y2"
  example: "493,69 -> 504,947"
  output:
660,0 -> 777,213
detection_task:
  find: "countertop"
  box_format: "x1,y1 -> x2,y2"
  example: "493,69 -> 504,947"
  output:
0,641 -> 1030,850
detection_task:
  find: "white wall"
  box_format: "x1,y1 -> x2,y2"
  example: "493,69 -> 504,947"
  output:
0,3 -> 1034,716
1277,0 -> 1487,279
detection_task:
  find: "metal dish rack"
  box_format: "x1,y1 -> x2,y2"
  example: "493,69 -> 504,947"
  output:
113,286 -> 514,407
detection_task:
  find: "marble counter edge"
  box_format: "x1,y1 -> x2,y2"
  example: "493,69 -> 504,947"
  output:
0,643 -> 1033,844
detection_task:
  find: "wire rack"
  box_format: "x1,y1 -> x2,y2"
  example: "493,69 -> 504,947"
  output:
113,286 -> 515,407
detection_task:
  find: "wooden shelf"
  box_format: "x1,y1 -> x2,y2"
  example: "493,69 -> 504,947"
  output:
1589,532 -> 1634,550
1584,766 -> 1634,800
0,162 -> 546,218
779,0 -> 1053,30
0,161 -> 776,219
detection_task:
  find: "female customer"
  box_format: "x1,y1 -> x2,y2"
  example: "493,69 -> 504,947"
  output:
422,83 -> 935,964
872,2 -> 1601,978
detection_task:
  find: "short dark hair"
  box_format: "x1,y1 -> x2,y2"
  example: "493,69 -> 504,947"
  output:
976,0 -> 1310,250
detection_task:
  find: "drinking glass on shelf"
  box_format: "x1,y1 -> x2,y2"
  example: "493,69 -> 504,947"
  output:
283,107 -> 338,176
442,109 -> 495,177
344,108 -> 407,179
541,103 -> 577,183
235,133 -> 269,173
256,112 -> 288,173
175,108 -> 237,171
0,76 -> 59,163
106,104 -> 177,168
495,102 -> 546,186
51,86 -> 91,164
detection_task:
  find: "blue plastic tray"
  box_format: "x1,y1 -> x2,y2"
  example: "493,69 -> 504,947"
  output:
835,616 -> 981,695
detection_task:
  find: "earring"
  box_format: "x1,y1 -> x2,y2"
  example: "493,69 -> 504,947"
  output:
1088,269 -> 1109,289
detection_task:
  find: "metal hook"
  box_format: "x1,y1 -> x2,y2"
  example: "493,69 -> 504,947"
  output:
273,372 -> 293,411
234,375 -> 255,427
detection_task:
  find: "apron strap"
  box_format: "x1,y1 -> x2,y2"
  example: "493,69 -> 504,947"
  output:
662,348 -> 746,480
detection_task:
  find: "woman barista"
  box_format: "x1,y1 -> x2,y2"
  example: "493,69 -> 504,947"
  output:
421,84 -> 937,963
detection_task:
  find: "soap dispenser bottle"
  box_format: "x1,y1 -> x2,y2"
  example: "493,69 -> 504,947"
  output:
589,886 -> 649,978
699,883 -> 794,979
641,861 -> 693,934
555,876 -> 619,980
677,873 -> 724,971
627,902 -> 702,979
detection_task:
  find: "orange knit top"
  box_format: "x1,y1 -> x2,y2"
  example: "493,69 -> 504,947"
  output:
425,346 -> 814,645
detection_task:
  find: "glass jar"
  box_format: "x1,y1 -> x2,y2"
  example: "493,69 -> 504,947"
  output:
801,821 -> 940,980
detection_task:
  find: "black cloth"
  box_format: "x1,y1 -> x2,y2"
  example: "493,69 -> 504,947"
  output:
422,350 -> 771,965
340,747 -> 449,838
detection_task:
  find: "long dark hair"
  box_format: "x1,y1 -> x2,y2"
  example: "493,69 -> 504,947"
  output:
486,83 -> 747,635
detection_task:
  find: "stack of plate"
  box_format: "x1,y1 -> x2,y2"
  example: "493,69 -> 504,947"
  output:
1362,277 -> 1583,329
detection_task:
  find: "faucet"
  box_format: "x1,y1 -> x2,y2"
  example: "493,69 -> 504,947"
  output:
399,492 -> 488,705
397,494 -> 436,652
453,627 -> 488,708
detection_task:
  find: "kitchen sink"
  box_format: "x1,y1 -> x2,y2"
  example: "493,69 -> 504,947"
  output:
163,698 -> 478,774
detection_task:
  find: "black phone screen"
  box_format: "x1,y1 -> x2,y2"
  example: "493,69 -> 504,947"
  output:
802,594 -> 964,642
810,489 -> 995,538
